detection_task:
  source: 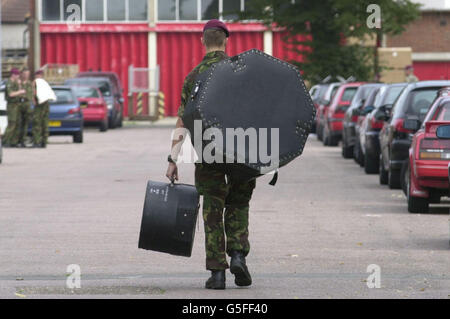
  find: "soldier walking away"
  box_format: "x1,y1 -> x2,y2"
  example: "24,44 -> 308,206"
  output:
17,68 -> 33,148
3,68 -> 26,148
405,65 -> 419,83
166,20 -> 255,290
32,70 -> 55,148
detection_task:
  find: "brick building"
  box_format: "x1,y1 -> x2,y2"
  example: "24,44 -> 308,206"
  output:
386,0 -> 450,80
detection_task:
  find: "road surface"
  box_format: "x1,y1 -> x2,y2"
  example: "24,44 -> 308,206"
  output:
0,125 -> 449,299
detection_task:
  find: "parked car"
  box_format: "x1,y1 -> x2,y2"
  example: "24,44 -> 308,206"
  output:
310,83 -> 327,133
406,93 -> 450,213
342,83 -> 382,159
0,81 -> 6,164
358,83 -> 407,174
66,72 -> 124,129
315,83 -> 341,141
0,80 -> 7,136
33,86 -> 84,143
378,81 -> 450,189
322,82 -> 361,146
71,86 -> 109,132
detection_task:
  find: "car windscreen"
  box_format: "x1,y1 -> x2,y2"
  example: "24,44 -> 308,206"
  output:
67,80 -> 112,97
381,85 -> 406,106
51,89 -> 76,105
329,85 -> 340,101
73,87 -> 100,98
405,88 -> 441,119
341,87 -> 358,102
428,101 -> 450,121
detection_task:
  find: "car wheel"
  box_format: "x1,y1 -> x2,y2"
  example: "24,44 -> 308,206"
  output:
316,124 -> 323,141
117,112 -> 123,128
73,130 -> 83,144
388,168 -> 401,189
407,170 -> 429,214
328,134 -> 339,146
100,119 -> 108,132
354,141 -> 363,166
400,161 -> 409,196
379,155 -> 388,185
342,143 -> 353,159
364,153 -> 379,174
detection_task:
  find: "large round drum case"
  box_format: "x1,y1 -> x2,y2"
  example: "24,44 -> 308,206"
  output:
182,49 -> 316,180
138,181 -> 200,257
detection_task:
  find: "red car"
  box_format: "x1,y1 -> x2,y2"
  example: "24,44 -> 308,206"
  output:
72,86 -> 109,132
407,88 -> 450,213
322,82 -> 362,146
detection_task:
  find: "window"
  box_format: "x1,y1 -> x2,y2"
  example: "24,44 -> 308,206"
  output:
52,89 -> 75,105
180,0 -> 197,20
86,0 -> 104,21
41,0 -> 148,22
129,0 -> 148,21
202,0 -> 219,20
108,0 -> 126,21
158,0 -> 176,20
42,0 -> 60,21
342,88 -> 358,102
158,0 -> 245,21
223,0 -> 241,20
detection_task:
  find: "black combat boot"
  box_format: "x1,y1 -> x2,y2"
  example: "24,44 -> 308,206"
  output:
230,251 -> 252,287
205,270 -> 226,290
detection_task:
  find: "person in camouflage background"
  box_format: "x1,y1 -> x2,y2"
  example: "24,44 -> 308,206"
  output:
32,70 -> 50,148
3,68 -> 26,147
16,68 -> 33,147
166,20 -> 255,290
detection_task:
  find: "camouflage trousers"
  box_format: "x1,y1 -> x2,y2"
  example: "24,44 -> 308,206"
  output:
195,163 -> 256,270
3,103 -> 20,145
17,103 -> 32,145
32,102 -> 50,145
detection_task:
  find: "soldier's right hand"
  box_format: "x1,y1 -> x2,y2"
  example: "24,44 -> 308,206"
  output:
166,163 -> 179,183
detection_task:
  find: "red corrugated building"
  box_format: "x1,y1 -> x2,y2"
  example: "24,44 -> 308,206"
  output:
37,0 -> 307,117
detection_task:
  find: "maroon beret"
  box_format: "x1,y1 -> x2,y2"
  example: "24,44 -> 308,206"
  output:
203,19 -> 229,37
35,69 -> 44,75
10,68 -> 20,75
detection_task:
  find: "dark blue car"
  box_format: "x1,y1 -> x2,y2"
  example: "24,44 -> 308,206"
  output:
31,86 -> 84,143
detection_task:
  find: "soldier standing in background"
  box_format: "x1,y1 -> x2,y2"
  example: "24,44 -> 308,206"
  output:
166,20 -> 255,290
3,68 -> 26,148
32,70 -> 52,148
17,68 -> 33,148
405,65 -> 419,83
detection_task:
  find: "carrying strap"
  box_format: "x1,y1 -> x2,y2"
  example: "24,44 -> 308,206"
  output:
269,171 -> 278,186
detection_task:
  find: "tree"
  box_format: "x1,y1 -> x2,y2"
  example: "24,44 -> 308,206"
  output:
241,0 -> 421,84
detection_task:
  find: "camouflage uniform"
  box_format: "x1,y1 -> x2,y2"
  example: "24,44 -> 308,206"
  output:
178,51 -> 257,270
17,81 -> 33,145
3,80 -> 22,145
32,100 -> 50,146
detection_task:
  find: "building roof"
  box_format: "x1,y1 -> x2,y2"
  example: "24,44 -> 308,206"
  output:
414,0 -> 450,11
1,0 -> 30,24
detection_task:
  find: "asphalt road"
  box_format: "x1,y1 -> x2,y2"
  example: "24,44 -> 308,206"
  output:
0,125 -> 449,299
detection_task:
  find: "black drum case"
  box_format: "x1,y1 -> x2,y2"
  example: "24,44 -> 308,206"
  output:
138,181 -> 200,257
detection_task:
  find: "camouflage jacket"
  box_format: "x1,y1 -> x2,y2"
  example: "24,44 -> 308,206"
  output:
22,80 -> 34,103
6,79 -> 21,104
178,51 -> 229,118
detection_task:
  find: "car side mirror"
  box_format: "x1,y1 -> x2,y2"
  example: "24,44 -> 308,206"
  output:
352,108 -> 361,116
374,107 -> 389,121
403,119 -> 421,131
362,105 -> 375,115
436,125 -> 450,139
